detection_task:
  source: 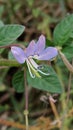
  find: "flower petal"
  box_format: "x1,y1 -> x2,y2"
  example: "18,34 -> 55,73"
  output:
26,40 -> 36,57
37,47 -> 58,60
11,46 -> 26,63
35,35 -> 45,55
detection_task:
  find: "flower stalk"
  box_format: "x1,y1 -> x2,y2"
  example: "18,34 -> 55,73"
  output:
24,68 -> 29,130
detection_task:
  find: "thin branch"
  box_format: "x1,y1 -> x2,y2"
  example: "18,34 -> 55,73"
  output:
0,43 -> 25,49
49,94 -> 61,128
0,119 -> 25,130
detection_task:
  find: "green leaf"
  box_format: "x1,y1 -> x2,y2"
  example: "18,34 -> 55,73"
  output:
27,65 -> 63,93
0,25 -> 25,46
70,30 -> 73,38
12,71 -> 24,92
62,45 -> 73,60
53,14 -> 73,46
8,51 -> 15,60
46,39 -> 54,46
0,20 -> 4,27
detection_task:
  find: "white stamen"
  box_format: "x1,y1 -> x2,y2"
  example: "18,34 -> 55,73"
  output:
26,60 -> 35,78
37,69 -> 50,75
33,55 -> 39,59
29,58 -> 50,76
29,58 -> 39,69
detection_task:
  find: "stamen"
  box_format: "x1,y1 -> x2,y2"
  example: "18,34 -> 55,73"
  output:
29,58 -> 38,69
33,55 -> 39,59
29,58 -> 50,76
37,69 -> 50,75
26,59 -> 41,78
26,60 -> 35,78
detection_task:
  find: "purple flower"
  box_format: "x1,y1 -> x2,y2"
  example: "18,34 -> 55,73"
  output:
11,35 -> 58,78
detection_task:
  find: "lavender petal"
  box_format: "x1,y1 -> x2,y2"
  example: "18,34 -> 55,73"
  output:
35,35 -> 45,55
26,40 -> 36,57
11,46 -> 26,63
37,47 -> 58,60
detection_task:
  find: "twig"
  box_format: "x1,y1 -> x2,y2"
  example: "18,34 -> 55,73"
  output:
0,43 -> 25,49
49,94 -> 61,128
0,119 -> 25,130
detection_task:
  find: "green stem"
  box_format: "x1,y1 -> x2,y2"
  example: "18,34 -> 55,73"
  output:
24,68 -> 29,130
0,59 -> 20,67
24,110 -> 29,130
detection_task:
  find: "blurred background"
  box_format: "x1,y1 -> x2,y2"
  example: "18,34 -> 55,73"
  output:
0,0 -> 73,130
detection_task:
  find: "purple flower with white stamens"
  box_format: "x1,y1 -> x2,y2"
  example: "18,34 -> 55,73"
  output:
11,35 -> 58,78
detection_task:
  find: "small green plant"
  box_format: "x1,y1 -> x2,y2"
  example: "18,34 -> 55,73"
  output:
0,14 -> 73,129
